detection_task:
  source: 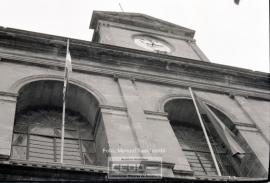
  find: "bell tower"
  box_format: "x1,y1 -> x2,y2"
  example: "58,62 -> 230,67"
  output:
90,11 -> 209,62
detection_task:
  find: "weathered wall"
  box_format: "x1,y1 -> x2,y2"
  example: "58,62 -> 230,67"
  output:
235,97 -> 270,141
134,80 -> 269,175
0,62 -> 123,107
0,59 -> 269,177
98,25 -> 202,60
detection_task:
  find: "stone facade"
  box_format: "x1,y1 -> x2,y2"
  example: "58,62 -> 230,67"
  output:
0,11 -> 269,181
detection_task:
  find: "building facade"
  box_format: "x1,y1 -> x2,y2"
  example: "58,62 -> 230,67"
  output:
0,11 -> 269,181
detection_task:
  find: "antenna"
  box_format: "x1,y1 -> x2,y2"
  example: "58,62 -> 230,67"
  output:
118,3 -> 124,12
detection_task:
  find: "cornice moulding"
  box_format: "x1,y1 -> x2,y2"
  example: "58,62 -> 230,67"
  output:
1,52 -> 269,101
0,27 -> 268,77
89,11 -> 195,38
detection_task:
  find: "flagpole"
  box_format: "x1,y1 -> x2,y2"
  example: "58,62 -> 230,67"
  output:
60,39 -> 70,164
188,87 -> 222,176
60,89 -> 66,164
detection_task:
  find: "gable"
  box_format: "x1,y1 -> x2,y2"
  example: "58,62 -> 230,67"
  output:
90,11 -> 195,38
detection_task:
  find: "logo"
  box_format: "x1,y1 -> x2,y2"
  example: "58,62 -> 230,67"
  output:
108,157 -> 162,179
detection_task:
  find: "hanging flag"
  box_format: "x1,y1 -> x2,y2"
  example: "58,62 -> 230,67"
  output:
191,90 -> 245,158
203,104 -> 245,158
65,40 -> 72,73
63,39 -> 72,102
60,39 -> 72,164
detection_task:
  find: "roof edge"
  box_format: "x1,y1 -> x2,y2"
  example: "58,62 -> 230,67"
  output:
89,11 -> 195,38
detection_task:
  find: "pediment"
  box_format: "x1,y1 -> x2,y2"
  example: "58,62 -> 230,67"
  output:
90,11 -> 195,38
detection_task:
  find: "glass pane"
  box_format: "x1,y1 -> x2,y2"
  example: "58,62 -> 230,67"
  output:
83,153 -> 96,165
29,156 -> 54,163
56,154 -> 81,161
81,140 -> 95,153
28,135 -> 56,163
80,129 -> 93,140
65,130 -> 79,139
29,135 -> 54,151
56,150 -> 81,157
54,129 -> 79,139
30,146 -> 54,155
29,135 -> 54,144
29,126 -> 54,136
11,146 -> 27,160
55,138 -> 82,165
12,133 -> 27,146
29,151 -> 54,160
14,125 -> 28,133
56,140 -> 80,150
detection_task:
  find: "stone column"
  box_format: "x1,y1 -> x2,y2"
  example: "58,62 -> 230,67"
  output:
234,96 -> 269,176
115,78 -> 192,176
0,92 -> 17,159
234,96 -> 269,142
116,78 -> 152,158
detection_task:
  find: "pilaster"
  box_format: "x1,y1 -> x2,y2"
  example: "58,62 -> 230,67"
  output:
0,92 -> 17,158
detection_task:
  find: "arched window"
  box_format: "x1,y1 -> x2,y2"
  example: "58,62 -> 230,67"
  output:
11,80 -> 99,165
165,99 -> 242,177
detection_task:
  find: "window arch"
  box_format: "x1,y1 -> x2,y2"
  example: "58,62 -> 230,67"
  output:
164,98 -> 242,177
11,80 -> 100,165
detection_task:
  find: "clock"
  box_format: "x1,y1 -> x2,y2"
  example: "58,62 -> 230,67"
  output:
134,35 -> 171,53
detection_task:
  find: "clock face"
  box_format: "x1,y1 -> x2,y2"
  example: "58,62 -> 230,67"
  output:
134,36 -> 171,53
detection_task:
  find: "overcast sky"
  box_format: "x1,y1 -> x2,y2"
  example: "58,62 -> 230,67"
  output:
0,0 -> 269,72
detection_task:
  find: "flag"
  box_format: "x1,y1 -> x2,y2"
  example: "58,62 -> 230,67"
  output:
192,90 -> 245,158
65,40 -> 72,73
63,39 -> 72,102
203,104 -> 245,158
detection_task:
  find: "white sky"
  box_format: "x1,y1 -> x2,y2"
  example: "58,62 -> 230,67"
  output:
0,0 -> 269,72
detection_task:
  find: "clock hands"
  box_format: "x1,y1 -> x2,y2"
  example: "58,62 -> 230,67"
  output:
138,38 -> 152,46
138,38 -> 164,47
135,36 -> 170,53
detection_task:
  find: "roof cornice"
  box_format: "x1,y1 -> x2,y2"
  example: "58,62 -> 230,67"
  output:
89,11 -> 195,38
0,26 -> 269,95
